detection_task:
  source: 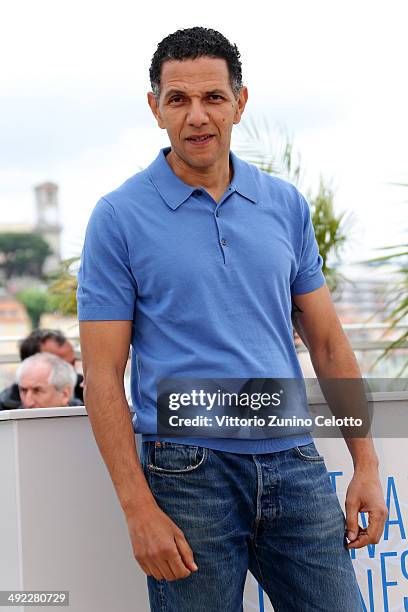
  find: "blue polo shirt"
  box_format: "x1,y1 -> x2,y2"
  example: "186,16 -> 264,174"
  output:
77,147 -> 325,453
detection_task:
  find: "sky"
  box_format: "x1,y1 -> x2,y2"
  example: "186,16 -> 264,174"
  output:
1,0 -> 407,266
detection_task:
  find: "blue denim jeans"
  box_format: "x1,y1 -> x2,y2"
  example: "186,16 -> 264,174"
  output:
140,440 -> 363,612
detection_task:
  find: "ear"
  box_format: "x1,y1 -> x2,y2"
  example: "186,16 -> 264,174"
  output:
147,91 -> 166,129
60,385 -> 72,407
233,86 -> 248,125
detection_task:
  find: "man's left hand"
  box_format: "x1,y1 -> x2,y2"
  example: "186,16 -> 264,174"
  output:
345,465 -> 388,549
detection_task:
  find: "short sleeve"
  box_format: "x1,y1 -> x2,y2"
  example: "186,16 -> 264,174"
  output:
76,197 -> 138,320
290,192 -> 325,296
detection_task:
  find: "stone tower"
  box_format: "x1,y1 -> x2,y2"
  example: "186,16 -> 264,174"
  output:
34,182 -> 62,274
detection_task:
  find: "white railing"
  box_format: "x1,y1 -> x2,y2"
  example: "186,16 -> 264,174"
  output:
1,325 -> 407,363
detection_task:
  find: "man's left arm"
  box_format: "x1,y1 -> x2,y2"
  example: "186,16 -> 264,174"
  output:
291,283 -> 388,550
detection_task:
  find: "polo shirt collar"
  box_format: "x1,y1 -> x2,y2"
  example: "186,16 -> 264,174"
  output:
229,150 -> 258,204
148,147 -> 195,210
148,147 -> 258,210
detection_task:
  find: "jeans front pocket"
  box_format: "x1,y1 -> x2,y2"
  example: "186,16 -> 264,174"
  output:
146,441 -> 208,475
293,442 -> 325,462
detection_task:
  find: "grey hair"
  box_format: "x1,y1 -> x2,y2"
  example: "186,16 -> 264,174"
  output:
16,352 -> 77,394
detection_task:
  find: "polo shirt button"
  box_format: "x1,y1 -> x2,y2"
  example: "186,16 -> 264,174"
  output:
221,238 -> 227,247
215,210 -> 219,217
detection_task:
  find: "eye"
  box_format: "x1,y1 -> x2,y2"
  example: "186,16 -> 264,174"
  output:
208,94 -> 223,102
168,95 -> 184,105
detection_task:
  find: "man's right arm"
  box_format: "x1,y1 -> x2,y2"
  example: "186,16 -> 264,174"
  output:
79,320 -> 198,581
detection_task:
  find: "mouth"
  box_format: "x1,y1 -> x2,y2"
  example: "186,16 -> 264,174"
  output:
185,134 -> 214,145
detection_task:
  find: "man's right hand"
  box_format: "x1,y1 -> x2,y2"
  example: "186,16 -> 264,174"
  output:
126,502 -> 198,581
79,321 -> 197,582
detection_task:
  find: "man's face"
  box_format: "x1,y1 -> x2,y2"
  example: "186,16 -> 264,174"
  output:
19,362 -> 71,409
148,57 -> 248,172
41,338 -> 76,366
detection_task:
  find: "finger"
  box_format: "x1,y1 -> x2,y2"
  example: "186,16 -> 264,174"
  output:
165,560 -> 180,581
365,510 -> 387,544
154,559 -> 175,582
138,561 -> 152,576
149,563 -> 166,582
167,551 -> 192,580
345,500 -> 360,542
347,528 -> 370,549
175,533 -> 198,572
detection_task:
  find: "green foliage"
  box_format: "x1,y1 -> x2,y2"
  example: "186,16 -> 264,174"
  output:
47,256 -> 80,316
0,232 -> 52,280
308,180 -> 351,292
16,287 -> 58,329
15,256 -> 80,323
235,119 -> 302,184
235,117 -> 350,291
364,241 -> 408,376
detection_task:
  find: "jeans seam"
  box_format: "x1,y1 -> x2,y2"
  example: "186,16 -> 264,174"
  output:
158,580 -> 166,612
251,455 -> 263,541
250,540 -> 267,592
294,445 -> 325,462
148,447 -> 209,475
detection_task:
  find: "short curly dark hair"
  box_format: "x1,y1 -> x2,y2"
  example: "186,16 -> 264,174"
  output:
149,27 -> 243,99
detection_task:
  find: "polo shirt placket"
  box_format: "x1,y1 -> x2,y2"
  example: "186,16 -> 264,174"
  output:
194,188 -> 235,265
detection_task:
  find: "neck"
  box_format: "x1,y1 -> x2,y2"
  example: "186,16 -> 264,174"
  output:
166,149 -> 232,200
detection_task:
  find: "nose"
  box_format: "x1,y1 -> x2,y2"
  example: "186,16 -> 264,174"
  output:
23,390 -> 36,409
187,99 -> 209,127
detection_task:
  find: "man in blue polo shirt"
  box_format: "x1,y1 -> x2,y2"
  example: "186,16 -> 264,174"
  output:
77,27 -> 387,612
